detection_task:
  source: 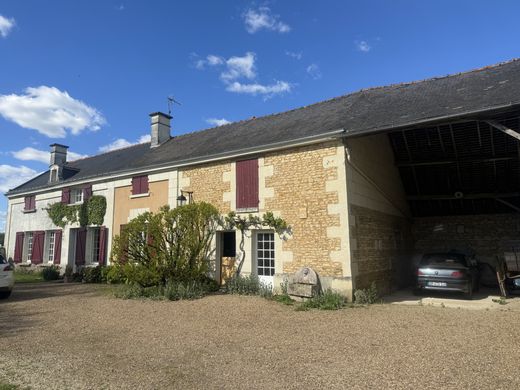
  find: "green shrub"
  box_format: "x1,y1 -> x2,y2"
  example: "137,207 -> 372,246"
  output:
105,265 -> 126,284
225,274 -> 261,295
114,284 -> 144,299
300,289 -> 346,310
354,282 -> 379,305
82,266 -> 103,283
114,279 -> 215,301
42,266 -> 60,281
273,294 -> 294,305
123,264 -> 163,287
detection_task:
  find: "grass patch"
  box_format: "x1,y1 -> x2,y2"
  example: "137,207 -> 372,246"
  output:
14,269 -> 44,283
0,382 -> 31,390
272,294 -> 295,305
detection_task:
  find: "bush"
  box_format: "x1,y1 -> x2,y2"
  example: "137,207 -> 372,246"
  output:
123,264 -> 163,288
225,274 -> 261,295
42,266 -> 60,281
82,266 -> 103,283
104,265 -> 126,284
114,279 -> 215,301
300,289 -> 346,310
354,282 -> 379,305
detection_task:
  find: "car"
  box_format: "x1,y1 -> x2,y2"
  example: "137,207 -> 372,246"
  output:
414,252 -> 479,299
0,254 -> 14,299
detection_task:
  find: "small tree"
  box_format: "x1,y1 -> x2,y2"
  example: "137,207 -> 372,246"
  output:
110,202 -> 221,285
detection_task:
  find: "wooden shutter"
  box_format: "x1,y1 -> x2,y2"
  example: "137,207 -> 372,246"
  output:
98,227 -> 107,265
236,159 -> 259,209
75,228 -> 87,265
13,232 -> 24,263
53,230 -> 62,265
31,231 -> 45,264
131,177 -> 139,194
24,196 -> 31,211
30,196 -> 36,210
83,184 -> 93,201
61,188 -> 71,204
140,176 -> 149,194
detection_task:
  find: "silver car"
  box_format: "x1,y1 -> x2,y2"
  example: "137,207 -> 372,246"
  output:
414,252 -> 479,299
0,255 -> 14,299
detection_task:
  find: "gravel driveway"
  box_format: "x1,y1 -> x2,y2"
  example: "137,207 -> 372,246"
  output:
1,283 -> 519,389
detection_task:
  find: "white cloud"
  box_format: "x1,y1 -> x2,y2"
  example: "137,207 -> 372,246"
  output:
221,52 -> 256,81
195,51 -> 292,98
0,86 -> 105,138
285,50 -> 302,60
243,7 -> 290,34
206,118 -> 231,127
11,147 -> 87,164
306,63 -> 322,80
0,165 -> 39,193
0,15 -> 15,38
226,81 -> 291,97
99,134 -> 150,153
0,210 -> 6,232
355,40 -> 371,53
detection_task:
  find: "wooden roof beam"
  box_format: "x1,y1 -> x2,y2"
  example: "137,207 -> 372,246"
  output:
486,120 -> 520,141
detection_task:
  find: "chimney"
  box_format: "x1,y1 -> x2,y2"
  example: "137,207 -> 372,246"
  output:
50,143 -> 68,166
149,112 -> 172,148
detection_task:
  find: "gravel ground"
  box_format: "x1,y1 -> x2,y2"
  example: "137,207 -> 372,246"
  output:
1,283 -> 520,390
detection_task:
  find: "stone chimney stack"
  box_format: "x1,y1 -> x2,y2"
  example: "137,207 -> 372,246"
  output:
50,143 -> 68,166
149,112 -> 172,148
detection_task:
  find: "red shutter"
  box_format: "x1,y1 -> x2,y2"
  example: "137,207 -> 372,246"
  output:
83,184 -> 93,201
141,176 -> 149,194
30,196 -> 36,210
75,228 -> 87,265
24,196 -> 30,211
131,177 -> 139,194
13,232 -> 24,263
98,226 -> 107,265
31,231 -> 45,264
53,230 -> 62,265
62,188 -> 71,204
236,159 -> 259,209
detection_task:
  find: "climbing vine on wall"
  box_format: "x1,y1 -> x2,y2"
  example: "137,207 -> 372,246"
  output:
220,211 -> 291,276
46,195 -> 107,228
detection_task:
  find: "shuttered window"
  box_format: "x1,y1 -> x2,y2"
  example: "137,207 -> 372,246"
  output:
61,188 -> 71,204
75,228 -> 87,265
236,159 -> 259,210
132,175 -> 149,195
30,231 -> 45,264
83,184 -> 93,201
13,232 -> 24,263
24,195 -> 36,211
53,230 -> 63,265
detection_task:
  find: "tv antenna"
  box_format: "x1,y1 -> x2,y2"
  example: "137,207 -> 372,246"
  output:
167,96 -> 181,116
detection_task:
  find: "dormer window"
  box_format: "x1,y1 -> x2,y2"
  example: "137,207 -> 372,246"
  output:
50,167 -> 59,183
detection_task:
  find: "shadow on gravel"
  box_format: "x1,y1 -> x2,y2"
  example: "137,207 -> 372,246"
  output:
2,282 -> 99,304
0,307 -> 42,338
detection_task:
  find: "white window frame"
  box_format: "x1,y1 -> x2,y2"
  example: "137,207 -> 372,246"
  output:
85,227 -> 101,265
47,231 -> 56,263
26,232 -> 34,262
255,231 -> 275,277
70,188 -> 83,204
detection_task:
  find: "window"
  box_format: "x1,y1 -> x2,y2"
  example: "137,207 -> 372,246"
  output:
70,188 -> 83,204
91,228 -> 101,264
47,231 -> 55,263
26,232 -> 34,262
24,195 -> 36,211
50,168 -> 58,183
236,159 -> 259,211
256,232 -> 275,276
132,175 -> 149,195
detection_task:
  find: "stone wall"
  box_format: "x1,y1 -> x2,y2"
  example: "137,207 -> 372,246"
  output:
346,133 -> 414,293
349,205 -> 413,293
413,213 -> 520,265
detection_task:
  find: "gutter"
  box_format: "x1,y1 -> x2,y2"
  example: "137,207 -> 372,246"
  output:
6,129 -> 345,198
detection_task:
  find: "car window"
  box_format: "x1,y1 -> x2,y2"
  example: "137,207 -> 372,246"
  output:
420,253 -> 467,267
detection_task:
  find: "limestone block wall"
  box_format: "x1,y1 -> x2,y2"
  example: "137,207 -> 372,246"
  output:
413,213 -> 520,265
346,133 -> 413,293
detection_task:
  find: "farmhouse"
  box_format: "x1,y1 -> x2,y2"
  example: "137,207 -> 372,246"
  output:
4,59 -> 520,299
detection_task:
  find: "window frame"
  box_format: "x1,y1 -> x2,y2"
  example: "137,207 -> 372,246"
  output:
47,231 -> 56,263
70,188 -> 84,204
23,195 -> 36,212
255,231 -> 275,277
26,232 -> 34,262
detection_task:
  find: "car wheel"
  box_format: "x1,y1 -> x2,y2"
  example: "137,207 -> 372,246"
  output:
0,290 -> 12,299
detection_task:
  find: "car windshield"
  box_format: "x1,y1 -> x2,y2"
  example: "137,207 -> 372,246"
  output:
420,253 -> 467,267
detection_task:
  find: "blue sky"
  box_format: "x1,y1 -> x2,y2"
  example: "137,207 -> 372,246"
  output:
1,0 -> 520,230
